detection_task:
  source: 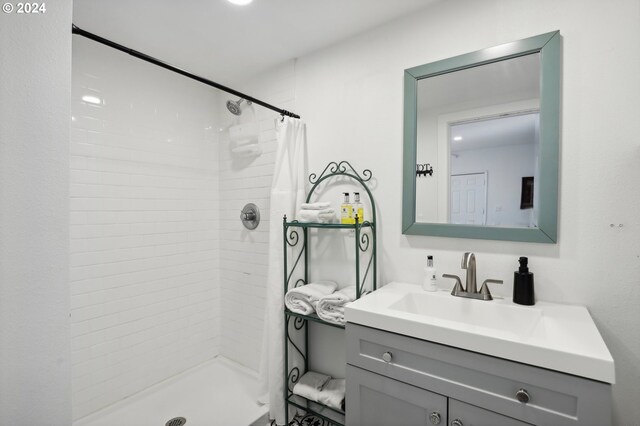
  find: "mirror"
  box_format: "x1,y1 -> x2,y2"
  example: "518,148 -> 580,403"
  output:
402,31 -> 560,243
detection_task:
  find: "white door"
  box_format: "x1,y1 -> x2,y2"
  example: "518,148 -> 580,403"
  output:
450,172 -> 487,225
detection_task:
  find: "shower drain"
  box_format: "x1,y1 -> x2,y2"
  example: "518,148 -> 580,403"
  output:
165,417 -> 186,426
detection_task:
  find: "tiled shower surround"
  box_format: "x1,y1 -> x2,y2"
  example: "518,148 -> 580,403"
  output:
70,38 -> 221,418
70,35 -> 295,419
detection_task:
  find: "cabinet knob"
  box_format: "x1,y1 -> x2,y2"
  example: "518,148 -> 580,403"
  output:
429,411 -> 441,425
516,388 -> 530,403
381,351 -> 393,363
451,420 -> 463,426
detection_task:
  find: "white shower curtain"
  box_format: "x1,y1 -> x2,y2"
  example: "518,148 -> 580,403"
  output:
258,117 -> 308,425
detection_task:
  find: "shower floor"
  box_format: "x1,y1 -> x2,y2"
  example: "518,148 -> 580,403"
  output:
73,357 -> 268,426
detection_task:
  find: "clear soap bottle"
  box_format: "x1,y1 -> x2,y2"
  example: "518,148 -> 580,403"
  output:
341,192 -> 354,224
423,255 -> 438,292
353,192 -> 364,224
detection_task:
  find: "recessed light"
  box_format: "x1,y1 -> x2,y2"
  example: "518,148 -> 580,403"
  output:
82,95 -> 102,105
453,136 -> 463,141
227,0 -> 252,5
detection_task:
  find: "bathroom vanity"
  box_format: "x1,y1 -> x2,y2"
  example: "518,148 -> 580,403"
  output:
344,282 -> 615,426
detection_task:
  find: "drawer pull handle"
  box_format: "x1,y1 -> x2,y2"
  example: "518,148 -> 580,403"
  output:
516,388 -> 531,403
429,411 -> 441,424
451,420 -> 463,426
381,351 -> 393,363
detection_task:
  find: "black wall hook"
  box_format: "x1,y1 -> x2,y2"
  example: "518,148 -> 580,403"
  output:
416,163 -> 434,177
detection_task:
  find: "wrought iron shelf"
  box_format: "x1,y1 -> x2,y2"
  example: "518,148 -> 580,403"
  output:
285,309 -> 345,330
287,396 -> 345,426
284,161 -> 377,426
285,221 -> 374,230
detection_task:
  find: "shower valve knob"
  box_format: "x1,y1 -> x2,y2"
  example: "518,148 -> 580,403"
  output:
240,203 -> 260,230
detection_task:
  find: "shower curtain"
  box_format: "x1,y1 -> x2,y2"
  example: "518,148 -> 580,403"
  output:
258,117 -> 308,425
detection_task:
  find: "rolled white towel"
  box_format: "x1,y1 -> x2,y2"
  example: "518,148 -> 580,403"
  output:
297,209 -> 337,223
301,202 -> 331,210
285,281 -> 337,315
292,371 -> 331,402
317,378 -> 346,411
316,286 -> 357,325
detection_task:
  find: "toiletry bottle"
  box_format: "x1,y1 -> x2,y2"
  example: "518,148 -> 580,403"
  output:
353,192 -> 364,223
340,192 -> 354,224
423,255 -> 438,292
513,256 -> 535,305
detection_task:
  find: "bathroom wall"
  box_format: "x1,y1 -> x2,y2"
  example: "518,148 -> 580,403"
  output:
70,38 -> 220,419
0,2 -> 72,424
219,63 -> 297,371
243,0 -> 640,423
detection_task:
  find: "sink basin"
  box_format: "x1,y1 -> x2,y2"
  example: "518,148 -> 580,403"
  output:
345,282 -> 615,383
388,292 -> 542,340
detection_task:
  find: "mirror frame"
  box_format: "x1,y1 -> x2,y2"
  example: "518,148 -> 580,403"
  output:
402,31 -> 560,243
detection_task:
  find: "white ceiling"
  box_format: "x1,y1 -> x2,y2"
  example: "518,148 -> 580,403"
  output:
450,113 -> 539,152
418,53 -> 540,110
73,0 -> 438,84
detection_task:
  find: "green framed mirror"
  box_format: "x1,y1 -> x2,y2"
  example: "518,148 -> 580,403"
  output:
402,31 -> 560,243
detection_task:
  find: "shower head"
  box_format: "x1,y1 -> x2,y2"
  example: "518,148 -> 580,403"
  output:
226,98 -> 251,116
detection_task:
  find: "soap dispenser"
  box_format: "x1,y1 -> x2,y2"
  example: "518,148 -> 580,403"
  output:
340,192 -> 354,224
513,256 -> 535,305
353,192 -> 364,224
422,255 -> 438,292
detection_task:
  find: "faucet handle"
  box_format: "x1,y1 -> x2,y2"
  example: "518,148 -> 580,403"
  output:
443,274 -> 464,295
479,279 -> 503,300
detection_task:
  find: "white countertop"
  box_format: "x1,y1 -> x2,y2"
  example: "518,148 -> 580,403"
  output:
345,282 -> 615,383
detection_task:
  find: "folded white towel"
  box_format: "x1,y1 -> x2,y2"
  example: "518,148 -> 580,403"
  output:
301,202 -> 331,210
285,281 -> 338,315
297,209 -> 337,223
292,371 -> 331,402
316,286 -> 357,325
317,378 -> 346,411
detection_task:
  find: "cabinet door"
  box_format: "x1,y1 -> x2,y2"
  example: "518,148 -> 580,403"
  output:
449,399 -> 533,426
346,364 -> 447,426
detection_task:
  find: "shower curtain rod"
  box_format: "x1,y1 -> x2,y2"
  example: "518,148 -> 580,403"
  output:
71,24 -> 301,119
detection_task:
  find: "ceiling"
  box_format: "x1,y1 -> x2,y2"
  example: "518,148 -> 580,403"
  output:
73,0 -> 438,84
418,53 -> 540,110
450,113 -> 539,152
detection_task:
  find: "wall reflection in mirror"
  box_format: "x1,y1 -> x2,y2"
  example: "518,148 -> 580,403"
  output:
415,53 -> 541,228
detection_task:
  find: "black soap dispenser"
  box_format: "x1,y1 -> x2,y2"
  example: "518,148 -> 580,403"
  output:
513,257 -> 535,305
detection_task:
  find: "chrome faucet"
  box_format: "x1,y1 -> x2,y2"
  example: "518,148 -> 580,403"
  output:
461,252 -> 477,294
443,252 -> 503,301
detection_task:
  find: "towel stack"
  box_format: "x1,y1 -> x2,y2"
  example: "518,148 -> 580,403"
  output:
297,202 -> 337,223
285,283 -> 357,325
285,281 -> 337,315
292,371 -> 346,411
316,286 -> 357,325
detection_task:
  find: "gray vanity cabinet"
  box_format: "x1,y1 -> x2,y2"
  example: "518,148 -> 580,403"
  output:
449,399 -> 532,426
346,364 -> 447,426
345,323 -> 612,426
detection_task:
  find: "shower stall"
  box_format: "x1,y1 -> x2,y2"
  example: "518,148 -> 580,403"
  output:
69,28 -> 292,425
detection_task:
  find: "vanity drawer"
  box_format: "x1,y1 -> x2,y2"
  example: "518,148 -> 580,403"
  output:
346,323 -> 611,426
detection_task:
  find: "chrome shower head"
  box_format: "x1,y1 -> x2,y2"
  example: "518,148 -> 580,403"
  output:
226,98 -> 251,116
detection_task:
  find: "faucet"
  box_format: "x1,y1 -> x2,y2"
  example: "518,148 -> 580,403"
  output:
443,252 -> 503,301
461,252 -> 477,294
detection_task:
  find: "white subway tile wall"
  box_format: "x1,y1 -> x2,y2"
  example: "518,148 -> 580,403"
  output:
218,70 -> 296,371
70,38 -> 220,419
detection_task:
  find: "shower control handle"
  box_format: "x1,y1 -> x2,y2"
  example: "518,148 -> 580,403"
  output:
240,203 -> 260,230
